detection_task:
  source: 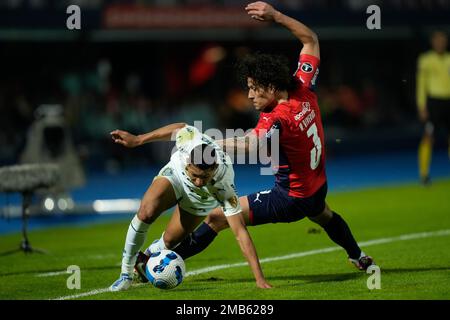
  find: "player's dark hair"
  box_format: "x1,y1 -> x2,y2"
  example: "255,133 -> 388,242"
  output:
236,53 -> 298,92
189,144 -> 218,171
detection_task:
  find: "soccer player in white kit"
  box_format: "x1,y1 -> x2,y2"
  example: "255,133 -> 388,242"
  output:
109,123 -> 271,291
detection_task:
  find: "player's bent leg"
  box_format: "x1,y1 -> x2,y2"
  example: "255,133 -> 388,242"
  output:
172,207 -> 226,260
144,205 -> 205,255
137,177 -> 178,224
307,203 -> 333,226
309,203 -> 375,271
172,196 -> 251,260
135,205 -> 204,283
164,206 -> 207,248
110,177 -> 177,292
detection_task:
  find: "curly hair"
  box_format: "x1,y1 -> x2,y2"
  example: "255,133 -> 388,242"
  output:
236,53 -> 298,92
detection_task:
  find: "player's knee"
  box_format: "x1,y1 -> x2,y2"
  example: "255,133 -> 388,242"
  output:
205,209 -> 228,233
162,232 -> 179,250
137,202 -> 159,224
308,204 -> 333,227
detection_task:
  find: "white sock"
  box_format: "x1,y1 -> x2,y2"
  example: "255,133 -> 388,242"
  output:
145,233 -> 169,256
121,215 -> 150,275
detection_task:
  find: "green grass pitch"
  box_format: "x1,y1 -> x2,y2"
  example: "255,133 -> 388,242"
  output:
1,180 -> 449,300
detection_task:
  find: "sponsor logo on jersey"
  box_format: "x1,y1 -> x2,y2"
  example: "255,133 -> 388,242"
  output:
253,190 -> 271,203
294,102 -> 311,121
301,62 -> 313,73
228,195 -> 239,208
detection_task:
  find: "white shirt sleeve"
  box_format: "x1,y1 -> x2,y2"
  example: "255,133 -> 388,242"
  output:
215,164 -> 242,217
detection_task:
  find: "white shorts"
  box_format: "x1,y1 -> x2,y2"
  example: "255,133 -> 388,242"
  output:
155,162 -> 221,217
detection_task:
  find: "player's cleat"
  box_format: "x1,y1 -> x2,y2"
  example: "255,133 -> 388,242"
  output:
110,273 -> 133,291
349,253 -> 375,271
134,251 -> 150,283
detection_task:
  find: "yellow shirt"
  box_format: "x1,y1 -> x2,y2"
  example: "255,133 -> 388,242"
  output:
416,50 -> 450,110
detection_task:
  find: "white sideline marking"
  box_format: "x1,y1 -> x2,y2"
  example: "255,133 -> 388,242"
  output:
36,271 -> 68,277
54,288 -> 113,300
51,229 -> 450,300
36,261 -> 121,278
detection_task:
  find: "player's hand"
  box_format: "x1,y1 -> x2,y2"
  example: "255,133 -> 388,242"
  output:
245,1 -> 279,22
256,279 -> 273,289
418,107 -> 429,122
110,129 -> 142,148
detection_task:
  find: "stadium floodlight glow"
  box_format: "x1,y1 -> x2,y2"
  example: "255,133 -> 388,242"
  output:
57,198 -> 68,211
44,197 -> 55,211
66,198 -> 75,210
92,199 -> 141,214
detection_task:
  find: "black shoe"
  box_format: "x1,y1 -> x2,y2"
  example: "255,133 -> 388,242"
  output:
349,254 -> 375,271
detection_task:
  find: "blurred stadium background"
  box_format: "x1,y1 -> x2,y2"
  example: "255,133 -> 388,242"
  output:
0,0 -> 449,286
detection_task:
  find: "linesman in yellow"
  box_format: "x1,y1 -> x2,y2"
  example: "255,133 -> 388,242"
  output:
416,31 -> 450,185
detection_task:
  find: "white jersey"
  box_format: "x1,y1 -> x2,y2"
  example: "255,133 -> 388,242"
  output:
155,125 -> 241,217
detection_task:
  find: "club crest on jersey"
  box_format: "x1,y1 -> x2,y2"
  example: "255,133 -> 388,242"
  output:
301,62 -> 313,73
161,167 -> 173,177
228,195 -> 239,208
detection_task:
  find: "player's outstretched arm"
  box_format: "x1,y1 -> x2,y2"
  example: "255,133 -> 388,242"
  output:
245,1 -> 320,58
226,212 -> 272,289
110,123 -> 187,148
217,131 -> 261,154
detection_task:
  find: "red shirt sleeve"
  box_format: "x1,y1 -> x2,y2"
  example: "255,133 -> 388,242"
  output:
294,53 -> 320,90
253,113 -> 281,138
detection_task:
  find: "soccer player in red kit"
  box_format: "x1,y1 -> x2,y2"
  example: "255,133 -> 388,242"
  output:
135,1 -> 374,279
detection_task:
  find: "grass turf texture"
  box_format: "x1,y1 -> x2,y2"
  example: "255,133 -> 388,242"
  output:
0,180 -> 449,300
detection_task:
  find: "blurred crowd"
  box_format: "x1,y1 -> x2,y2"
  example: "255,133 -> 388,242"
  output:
1,0 -> 442,173
0,37 -> 420,172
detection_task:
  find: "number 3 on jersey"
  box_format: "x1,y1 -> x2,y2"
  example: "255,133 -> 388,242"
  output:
306,123 -> 322,170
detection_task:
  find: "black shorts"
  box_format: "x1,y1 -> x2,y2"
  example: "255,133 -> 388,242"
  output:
428,97 -> 450,132
247,182 -> 328,226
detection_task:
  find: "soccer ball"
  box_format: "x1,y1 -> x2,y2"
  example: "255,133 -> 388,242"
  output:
145,249 -> 186,289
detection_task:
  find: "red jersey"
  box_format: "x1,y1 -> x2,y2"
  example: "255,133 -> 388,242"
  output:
253,53 -> 326,198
